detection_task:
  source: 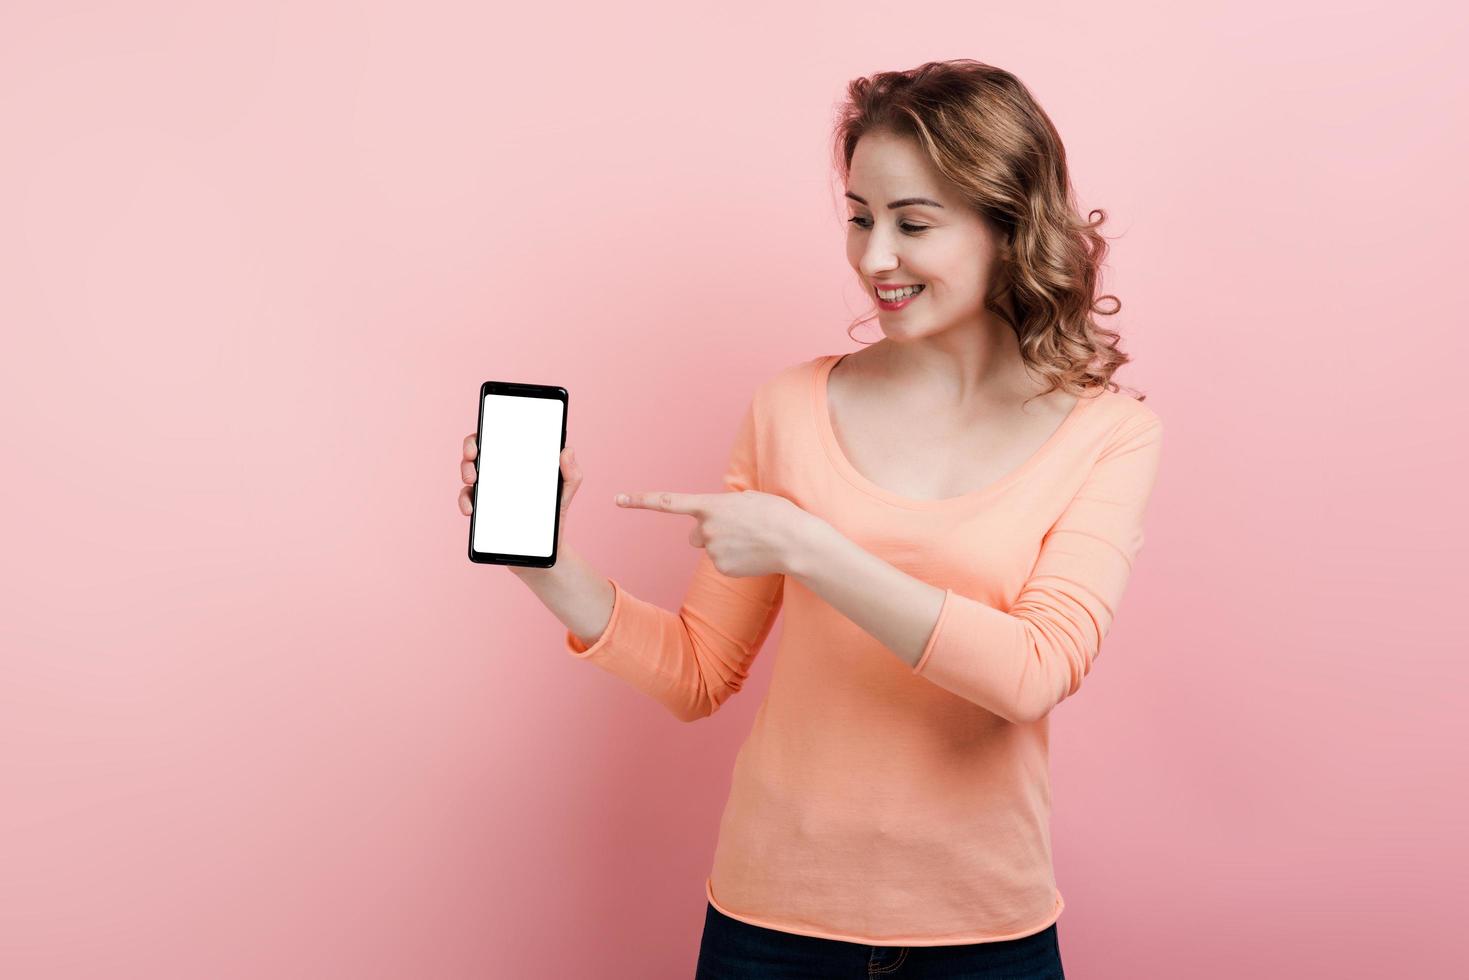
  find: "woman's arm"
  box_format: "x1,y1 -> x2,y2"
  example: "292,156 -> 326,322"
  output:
787,520 -> 945,670
511,548 -> 616,649
789,414 -> 1164,724
538,392 -> 787,723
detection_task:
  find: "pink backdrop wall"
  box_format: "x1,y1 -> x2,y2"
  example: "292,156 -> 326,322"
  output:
3,2 -> 1464,977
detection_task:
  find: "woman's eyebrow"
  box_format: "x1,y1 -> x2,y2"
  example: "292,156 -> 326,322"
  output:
845,191 -> 945,209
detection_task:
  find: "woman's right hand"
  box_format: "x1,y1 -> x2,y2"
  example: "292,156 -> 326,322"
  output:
460,435 -> 582,571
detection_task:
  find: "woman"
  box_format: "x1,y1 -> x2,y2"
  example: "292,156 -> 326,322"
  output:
459,59 -> 1162,978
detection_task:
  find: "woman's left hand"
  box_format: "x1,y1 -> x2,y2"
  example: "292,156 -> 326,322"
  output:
615,488 -> 819,578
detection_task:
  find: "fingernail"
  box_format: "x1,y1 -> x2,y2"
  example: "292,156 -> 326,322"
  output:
615,494 -> 628,505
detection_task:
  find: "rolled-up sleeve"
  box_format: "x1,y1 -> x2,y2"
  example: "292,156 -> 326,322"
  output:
912,413 -> 1164,723
564,394 -> 785,722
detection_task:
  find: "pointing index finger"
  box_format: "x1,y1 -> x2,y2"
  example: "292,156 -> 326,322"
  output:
616,491 -> 706,515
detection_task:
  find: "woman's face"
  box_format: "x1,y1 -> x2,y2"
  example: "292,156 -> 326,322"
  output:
844,131 -> 1007,340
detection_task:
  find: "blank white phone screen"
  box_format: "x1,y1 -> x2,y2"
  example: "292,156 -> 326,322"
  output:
473,393 -> 564,558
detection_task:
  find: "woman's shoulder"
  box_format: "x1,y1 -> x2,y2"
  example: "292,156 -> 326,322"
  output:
1081,382 -> 1161,430
747,354 -> 832,414
1075,385 -> 1163,466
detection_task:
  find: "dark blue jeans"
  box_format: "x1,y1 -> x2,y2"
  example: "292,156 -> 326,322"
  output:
694,901 -> 1065,979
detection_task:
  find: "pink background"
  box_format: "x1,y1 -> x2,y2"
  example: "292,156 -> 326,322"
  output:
3,2 -> 1465,977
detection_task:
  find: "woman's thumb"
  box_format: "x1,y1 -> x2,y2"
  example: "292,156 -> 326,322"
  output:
558,448 -> 581,509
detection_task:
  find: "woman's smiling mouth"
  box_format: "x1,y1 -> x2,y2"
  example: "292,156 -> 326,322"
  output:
875,283 -> 925,310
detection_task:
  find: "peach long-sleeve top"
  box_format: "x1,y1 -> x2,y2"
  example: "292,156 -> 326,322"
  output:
565,353 -> 1164,946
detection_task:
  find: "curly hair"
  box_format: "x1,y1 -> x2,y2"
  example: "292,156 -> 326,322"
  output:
831,59 -> 1145,402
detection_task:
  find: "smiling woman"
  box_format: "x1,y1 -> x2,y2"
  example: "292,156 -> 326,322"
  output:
832,60 -> 1141,409
497,58 -> 1163,980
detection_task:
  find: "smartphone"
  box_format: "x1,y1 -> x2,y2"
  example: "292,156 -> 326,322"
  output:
467,379 -> 568,568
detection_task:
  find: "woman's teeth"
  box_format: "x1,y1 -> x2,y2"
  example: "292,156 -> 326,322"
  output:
877,284 -> 924,301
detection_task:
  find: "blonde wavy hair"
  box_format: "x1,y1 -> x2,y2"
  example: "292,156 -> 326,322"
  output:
831,59 -> 1146,402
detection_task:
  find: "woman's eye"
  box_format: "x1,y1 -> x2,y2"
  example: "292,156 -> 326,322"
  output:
847,217 -> 928,234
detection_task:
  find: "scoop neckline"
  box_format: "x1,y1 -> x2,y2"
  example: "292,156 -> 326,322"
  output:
811,352 -> 1097,512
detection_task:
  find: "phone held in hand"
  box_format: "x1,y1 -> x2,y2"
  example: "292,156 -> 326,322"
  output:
468,379 -> 568,568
